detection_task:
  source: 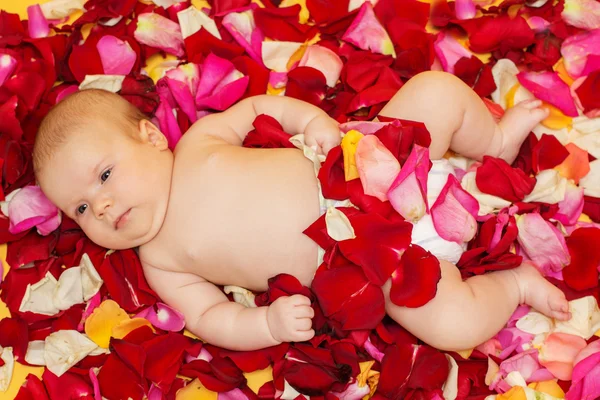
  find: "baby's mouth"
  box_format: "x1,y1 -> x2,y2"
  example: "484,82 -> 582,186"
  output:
114,208 -> 132,230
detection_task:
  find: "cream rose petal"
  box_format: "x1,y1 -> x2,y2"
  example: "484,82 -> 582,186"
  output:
44,330 -> 100,377
79,75 -> 125,92
19,272 -> 61,316
442,354 -> 459,400
516,310 -> 554,335
25,340 -> 46,366
522,170 -> 567,204
325,207 -> 356,241
262,41 -> 303,72
485,357 -> 500,386
224,286 -> 257,308
573,131 -> 600,159
572,115 -> 600,135
53,267 -> 84,311
491,59 -> 520,110
40,0 -> 85,20
0,347 -> 14,392
152,0 -> 187,7
579,159 -> 600,197
80,253 -> 103,301
177,6 -> 221,39
553,296 -> 600,340
281,379 -> 303,400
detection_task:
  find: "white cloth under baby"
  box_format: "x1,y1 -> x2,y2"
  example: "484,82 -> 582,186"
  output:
289,134 -> 466,267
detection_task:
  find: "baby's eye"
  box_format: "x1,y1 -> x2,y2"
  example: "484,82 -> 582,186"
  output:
77,204 -> 88,215
101,168 -> 112,183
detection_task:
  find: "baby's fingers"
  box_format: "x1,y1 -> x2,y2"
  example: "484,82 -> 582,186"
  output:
294,304 -> 315,319
295,317 -> 313,331
292,329 -> 315,343
320,135 -> 341,156
289,294 -> 312,306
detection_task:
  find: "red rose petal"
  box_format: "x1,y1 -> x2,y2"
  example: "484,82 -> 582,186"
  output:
563,227 -> 600,291
575,70 -> 600,114
142,332 -> 191,390
475,156 -> 537,202
390,245 -> 441,308
285,66 -> 327,106
184,28 -> 245,63
254,6 -> 317,42
243,114 -> 297,149
111,338 -> 146,377
14,374 -> 49,400
318,146 -> 349,200
211,0 -> 252,16
180,356 -> 247,392
407,345 -> 450,390
214,343 -> 289,373
97,353 -> 146,400
531,134 -> 570,173
583,195 -> 600,222
0,317 -> 28,361
6,230 -> 56,269
306,0 -> 350,25
254,273 -> 314,306
377,344 -> 414,398
67,41 -> 104,83
468,15 -> 535,53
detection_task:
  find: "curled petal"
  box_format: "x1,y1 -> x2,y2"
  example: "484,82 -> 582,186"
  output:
134,13 -> 185,57
522,169 -> 567,204
560,29 -> 600,79
79,75 -> 125,92
5,186 -> 61,236
342,2 -> 395,57
516,213 -> 570,274
0,54 -> 18,87
431,174 -> 479,243
462,171 -> 512,215
154,95 -> 182,150
27,5 -> 50,39
517,71 -> 578,117
388,145 -> 431,222
223,9 -> 264,64
143,302 -> 186,332
96,36 -> 136,76
0,347 -> 14,392
390,245 -> 441,308
177,5 -> 221,39
562,0 -> 600,29
44,330 -> 100,377
299,45 -> 343,88
40,0 -> 86,20
434,31 -> 473,74
325,207 -> 356,241
355,134 -> 401,201
341,130 -> 364,181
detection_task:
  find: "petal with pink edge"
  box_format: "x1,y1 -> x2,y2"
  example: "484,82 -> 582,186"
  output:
299,45 -> 343,87
342,2 -> 396,57
455,0 -> 476,20
134,13 -> 185,57
552,182 -> 584,226
387,145 -> 431,222
431,174 -> 479,243
40,0 -> 86,20
434,31 -> 473,75
154,96 -> 182,150
566,350 -> 600,400
355,135 -> 401,201
196,54 -> 249,111
96,35 -> 137,75
6,186 -> 61,236
165,77 -> 198,123
561,29 -> 600,79
144,303 -> 186,332
562,0 -> 600,30
0,54 -> 18,87
166,63 -> 201,97
223,9 -> 264,65
527,16 -> 551,32
516,213 -> 571,274
27,5 -> 50,39
517,71 -> 579,116
539,332 -> 587,381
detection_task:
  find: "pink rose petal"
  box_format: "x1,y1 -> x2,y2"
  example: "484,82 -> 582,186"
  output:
553,183 -> 585,226
6,186 -> 61,236
455,0 -> 477,20
166,63 -> 201,98
0,54 -> 18,87
154,95 -> 182,150
431,174 -> 480,243
299,45 -> 343,87
516,213 -> 571,274
134,13 -> 185,57
138,302 -> 186,332
195,53 -> 249,111
222,8 -> 265,65
342,2 -> 395,57
539,333 -> 587,381
561,29 -> 600,79
355,135 -> 401,201
517,71 -> 579,116
363,337 -> 384,363
96,35 -> 137,75
527,16 -> 551,32
566,349 -> 600,400
268,71 -> 288,89
434,31 -> 473,74
562,0 -> 600,30
218,388 -> 249,400
27,4 -> 50,39
388,144 -> 431,221
165,77 -> 198,123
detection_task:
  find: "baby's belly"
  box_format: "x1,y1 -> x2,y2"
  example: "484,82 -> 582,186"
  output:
158,146 -> 322,291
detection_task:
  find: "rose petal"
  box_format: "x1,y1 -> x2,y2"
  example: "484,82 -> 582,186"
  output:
462,171 -> 512,215
388,144 -> 431,221
143,302 -> 186,332
431,174 -> 479,243
341,129 -> 364,181
79,75 -> 125,92
135,13 -> 184,57
531,134 -> 570,173
563,227 -> 600,291
299,45 -> 343,88
0,54 -> 18,88
538,333 -> 587,380
196,53 -> 249,110
468,15 -> 535,53
566,351 -> 600,400
516,213 -> 571,274
575,70 -> 600,115
554,296 -> 600,340
434,31 -> 473,75
522,169 -> 568,204
223,9 -> 264,65
44,330 -> 100,377
342,2 -> 395,57
561,29 -> 600,79
517,71 -> 579,117
355,134 -> 401,201
475,156 -> 536,203
0,347 -> 14,392
96,35 -> 136,75
40,0 -> 85,19
390,245 -> 441,308
27,5 -> 50,39
85,300 -> 131,348
580,159 -> 600,197
562,0 -> 600,29
6,186 -> 60,236
178,5 -> 221,39
455,0 -> 476,19
554,143 -> 591,185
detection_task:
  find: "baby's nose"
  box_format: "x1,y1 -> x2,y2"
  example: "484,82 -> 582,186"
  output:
92,197 -> 113,218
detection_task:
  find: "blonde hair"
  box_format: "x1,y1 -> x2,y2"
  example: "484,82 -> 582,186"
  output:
33,89 -> 146,175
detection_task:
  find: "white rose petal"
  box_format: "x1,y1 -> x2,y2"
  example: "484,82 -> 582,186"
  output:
281,379 -> 302,400
580,160 -> 600,197
25,340 -> 46,366
19,272 -> 61,316
0,347 -> 14,392
325,207 -> 356,241
153,0 -> 187,7
53,267 -> 84,311
573,132 -> 600,159
44,330 -> 100,377
505,371 -> 527,388
553,296 -> 600,340
40,0 -> 85,20
572,115 -> 600,135
79,75 -> 125,92
177,6 -> 221,40
516,310 -> 554,335
491,59 -> 521,109
522,170 -> 567,204
224,285 -> 257,308
80,253 -> 103,301
442,354 -> 459,400
262,41 -> 303,72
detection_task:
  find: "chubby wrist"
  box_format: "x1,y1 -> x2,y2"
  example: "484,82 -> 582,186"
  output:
263,305 -> 283,346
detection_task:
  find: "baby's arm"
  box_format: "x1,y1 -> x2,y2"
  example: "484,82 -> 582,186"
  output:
142,264 -> 315,351
191,95 -> 340,153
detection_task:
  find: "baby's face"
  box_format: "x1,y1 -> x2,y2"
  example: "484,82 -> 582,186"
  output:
38,120 -> 173,250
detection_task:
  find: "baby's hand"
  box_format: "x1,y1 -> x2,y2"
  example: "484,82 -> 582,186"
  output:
266,294 -> 315,343
304,114 -> 341,156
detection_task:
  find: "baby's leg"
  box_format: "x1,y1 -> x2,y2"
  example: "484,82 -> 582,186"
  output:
383,261 -> 570,351
378,71 -> 549,163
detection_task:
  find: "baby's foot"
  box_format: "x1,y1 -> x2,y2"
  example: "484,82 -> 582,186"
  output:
512,262 -> 571,321
496,99 -> 550,163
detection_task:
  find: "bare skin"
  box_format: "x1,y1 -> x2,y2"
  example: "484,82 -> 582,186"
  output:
38,71 -> 569,352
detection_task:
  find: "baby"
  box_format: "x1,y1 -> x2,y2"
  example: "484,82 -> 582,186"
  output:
33,71 -> 570,352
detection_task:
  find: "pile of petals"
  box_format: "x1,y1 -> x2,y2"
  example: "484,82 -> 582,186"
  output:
0,0 -> 599,399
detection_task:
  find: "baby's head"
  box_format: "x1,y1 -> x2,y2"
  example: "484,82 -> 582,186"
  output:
34,89 -> 173,250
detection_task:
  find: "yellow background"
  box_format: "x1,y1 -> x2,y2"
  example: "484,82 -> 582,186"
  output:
0,1 -> 270,398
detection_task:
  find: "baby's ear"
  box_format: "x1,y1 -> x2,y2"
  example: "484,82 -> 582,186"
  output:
138,120 -> 169,150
